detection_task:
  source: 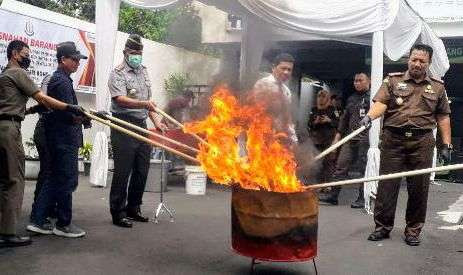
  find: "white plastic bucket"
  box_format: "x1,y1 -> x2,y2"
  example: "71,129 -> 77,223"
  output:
185,166 -> 207,195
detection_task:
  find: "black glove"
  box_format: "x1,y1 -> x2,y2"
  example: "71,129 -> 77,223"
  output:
359,115 -> 372,130
93,110 -> 110,119
25,104 -> 48,115
66,104 -> 85,116
82,117 -> 92,129
440,144 -> 453,165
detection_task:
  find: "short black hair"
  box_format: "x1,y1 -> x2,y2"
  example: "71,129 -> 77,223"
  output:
409,43 -> 433,60
272,53 -> 295,67
354,72 -> 370,79
7,40 -> 29,60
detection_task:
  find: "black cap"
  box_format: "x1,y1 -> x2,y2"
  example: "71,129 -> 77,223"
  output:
125,34 -> 143,51
56,42 -> 87,60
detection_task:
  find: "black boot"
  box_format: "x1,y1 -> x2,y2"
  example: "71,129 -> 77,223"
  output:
319,193 -> 339,205
127,207 -> 149,222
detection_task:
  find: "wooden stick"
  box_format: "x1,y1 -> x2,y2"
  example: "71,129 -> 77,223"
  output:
313,126 -> 366,161
305,163 -> 463,190
85,111 -> 199,164
89,109 -> 199,154
154,106 -> 209,146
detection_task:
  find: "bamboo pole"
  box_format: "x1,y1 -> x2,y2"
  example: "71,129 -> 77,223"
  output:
85,111 -> 200,164
305,163 -> 463,190
89,110 -> 199,154
313,126 -> 366,161
154,106 -> 209,146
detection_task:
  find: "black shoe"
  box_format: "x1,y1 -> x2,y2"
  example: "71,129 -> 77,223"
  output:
319,195 -> 338,205
127,211 -> 149,222
367,230 -> 390,241
0,235 -> 32,248
351,199 -> 365,209
112,218 -> 133,228
404,235 -> 420,246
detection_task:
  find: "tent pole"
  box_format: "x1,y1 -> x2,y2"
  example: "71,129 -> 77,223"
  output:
363,30 -> 384,212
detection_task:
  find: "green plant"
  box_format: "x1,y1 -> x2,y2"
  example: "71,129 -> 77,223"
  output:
79,142 -> 93,161
164,72 -> 191,98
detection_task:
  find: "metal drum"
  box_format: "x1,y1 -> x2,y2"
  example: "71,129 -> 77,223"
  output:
231,187 -> 318,262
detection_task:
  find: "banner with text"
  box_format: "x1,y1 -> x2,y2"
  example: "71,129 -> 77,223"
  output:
0,9 -> 96,93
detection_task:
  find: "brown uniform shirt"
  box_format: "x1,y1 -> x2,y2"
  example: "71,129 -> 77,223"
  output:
0,65 -> 39,120
373,71 -> 450,129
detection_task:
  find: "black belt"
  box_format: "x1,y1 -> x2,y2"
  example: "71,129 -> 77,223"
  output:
0,114 -> 22,122
385,127 -> 432,137
111,113 -> 146,126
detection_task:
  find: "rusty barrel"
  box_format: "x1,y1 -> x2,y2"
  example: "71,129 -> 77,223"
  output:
231,187 -> 318,262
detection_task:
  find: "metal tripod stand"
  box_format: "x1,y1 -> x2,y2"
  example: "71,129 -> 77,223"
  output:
153,149 -> 174,223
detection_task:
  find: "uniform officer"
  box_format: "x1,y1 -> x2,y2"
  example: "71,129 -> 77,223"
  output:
28,42 -> 90,238
308,89 -> 339,184
0,40 -> 84,248
319,73 -> 370,208
363,44 -> 451,246
108,34 -> 167,228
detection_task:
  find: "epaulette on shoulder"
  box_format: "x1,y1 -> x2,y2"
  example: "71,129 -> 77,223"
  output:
114,63 -> 125,72
430,76 -> 444,84
388,72 -> 404,77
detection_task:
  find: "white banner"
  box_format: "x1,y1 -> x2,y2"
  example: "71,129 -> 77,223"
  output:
0,8 -> 96,93
408,0 -> 463,23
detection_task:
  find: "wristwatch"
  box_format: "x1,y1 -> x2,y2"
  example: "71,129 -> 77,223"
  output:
443,144 -> 453,150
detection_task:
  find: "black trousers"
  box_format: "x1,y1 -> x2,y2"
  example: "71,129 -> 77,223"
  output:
330,140 -> 369,199
373,129 -> 434,237
30,118 -> 54,222
110,115 -> 151,220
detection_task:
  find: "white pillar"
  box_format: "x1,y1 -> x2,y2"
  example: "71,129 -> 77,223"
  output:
90,0 -> 121,187
239,16 -> 266,90
95,0 -> 121,113
364,30 -> 384,214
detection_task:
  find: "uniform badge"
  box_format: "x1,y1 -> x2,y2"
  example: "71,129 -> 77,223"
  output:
396,97 -> 404,105
383,78 -> 389,84
397,82 -> 407,90
425,84 -> 434,94
128,88 -> 137,98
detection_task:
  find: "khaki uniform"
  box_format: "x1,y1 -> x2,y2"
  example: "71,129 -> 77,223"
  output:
108,61 -> 153,220
372,71 -> 450,237
0,66 -> 39,234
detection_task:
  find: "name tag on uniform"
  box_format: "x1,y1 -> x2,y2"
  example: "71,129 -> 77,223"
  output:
397,82 -> 407,90
359,108 -> 366,118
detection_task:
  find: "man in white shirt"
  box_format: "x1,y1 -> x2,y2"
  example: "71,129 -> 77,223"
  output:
252,53 -> 296,143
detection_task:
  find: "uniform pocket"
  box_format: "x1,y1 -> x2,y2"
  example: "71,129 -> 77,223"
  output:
421,92 -> 438,111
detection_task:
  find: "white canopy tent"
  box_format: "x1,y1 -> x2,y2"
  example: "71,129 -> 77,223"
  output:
95,0 -> 450,212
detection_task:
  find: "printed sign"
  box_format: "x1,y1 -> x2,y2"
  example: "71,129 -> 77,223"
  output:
0,9 -> 96,93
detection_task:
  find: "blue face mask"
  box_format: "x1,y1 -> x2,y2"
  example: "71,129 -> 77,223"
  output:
127,54 -> 142,68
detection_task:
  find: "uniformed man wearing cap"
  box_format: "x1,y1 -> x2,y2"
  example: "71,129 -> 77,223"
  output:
27,41 -> 90,238
361,44 -> 452,246
0,40 -> 85,248
108,34 -> 167,228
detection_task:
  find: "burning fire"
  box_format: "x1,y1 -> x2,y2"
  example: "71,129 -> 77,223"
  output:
184,86 -> 303,193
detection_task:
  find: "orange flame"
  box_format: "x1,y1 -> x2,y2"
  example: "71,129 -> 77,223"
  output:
185,86 -> 303,193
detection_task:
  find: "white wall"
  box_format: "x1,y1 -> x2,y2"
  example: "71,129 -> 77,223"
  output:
195,1 -> 242,44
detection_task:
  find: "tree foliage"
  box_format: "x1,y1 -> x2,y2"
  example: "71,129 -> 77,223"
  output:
15,0 -> 215,55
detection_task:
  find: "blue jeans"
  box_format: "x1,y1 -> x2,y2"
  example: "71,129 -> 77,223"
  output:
33,143 -> 78,227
